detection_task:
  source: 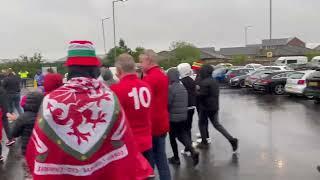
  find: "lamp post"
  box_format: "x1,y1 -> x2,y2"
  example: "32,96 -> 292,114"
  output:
245,26 -> 252,46
112,0 -> 128,60
269,0 -> 272,40
102,17 -> 110,55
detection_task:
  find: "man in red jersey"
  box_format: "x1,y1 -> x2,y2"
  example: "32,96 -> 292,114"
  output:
139,49 -> 171,180
111,54 -> 154,168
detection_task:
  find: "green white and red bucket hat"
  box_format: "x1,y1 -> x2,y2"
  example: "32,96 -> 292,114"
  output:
65,40 -> 101,67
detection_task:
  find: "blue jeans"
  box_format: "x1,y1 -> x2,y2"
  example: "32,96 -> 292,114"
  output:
152,135 -> 171,180
7,93 -> 23,115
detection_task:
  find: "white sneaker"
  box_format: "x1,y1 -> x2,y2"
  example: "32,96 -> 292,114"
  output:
180,150 -> 191,157
196,138 -> 212,144
195,133 -> 201,138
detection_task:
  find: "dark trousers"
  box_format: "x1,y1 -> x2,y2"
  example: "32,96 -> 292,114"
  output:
7,93 -> 22,115
199,110 -> 234,144
169,121 -> 196,159
2,116 -> 12,140
152,135 -> 171,180
185,109 -> 195,141
21,79 -> 27,88
196,106 -> 209,139
142,148 -> 155,168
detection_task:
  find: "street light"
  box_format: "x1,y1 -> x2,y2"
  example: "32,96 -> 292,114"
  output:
112,0 -> 128,60
245,26 -> 252,46
269,0 -> 272,40
102,17 -> 110,55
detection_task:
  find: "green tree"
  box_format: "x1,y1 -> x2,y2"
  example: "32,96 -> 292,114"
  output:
231,55 -> 247,65
131,47 -> 145,62
103,39 -> 132,66
305,51 -> 320,61
159,41 -> 200,69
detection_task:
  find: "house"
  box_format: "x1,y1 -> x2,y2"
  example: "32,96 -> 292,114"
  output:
219,47 -> 260,58
314,45 -> 320,51
219,37 -> 310,59
199,47 -> 229,60
262,37 -> 306,48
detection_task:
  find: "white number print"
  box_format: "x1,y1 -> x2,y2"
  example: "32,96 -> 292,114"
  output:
128,87 -> 151,110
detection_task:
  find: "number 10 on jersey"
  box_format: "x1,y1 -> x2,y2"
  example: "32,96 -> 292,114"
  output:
128,87 -> 151,110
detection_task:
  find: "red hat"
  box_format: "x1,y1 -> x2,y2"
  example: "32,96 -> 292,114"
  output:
65,40 -> 101,67
191,60 -> 204,70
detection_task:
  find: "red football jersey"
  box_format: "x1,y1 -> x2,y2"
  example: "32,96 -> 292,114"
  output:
143,66 -> 170,136
111,74 -> 152,153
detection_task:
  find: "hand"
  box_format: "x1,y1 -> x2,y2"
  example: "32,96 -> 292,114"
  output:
7,113 -> 17,121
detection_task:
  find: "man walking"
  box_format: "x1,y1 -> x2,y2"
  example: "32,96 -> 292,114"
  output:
26,41 -> 152,180
2,68 -> 21,146
110,54 -> 154,168
140,50 -> 171,180
177,63 -> 197,155
18,70 -> 29,88
196,64 -> 238,152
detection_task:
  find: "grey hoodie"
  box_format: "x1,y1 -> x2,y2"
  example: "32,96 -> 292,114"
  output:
167,68 -> 188,123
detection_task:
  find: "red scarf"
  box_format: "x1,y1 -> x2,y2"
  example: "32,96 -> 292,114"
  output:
26,77 -> 153,180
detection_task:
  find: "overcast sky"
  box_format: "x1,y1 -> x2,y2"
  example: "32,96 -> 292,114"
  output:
1,0 -> 319,59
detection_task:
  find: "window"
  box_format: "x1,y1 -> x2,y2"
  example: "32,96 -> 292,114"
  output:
287,60 -> 297,64
288,73 -> 304,79
272,73 -> 286,79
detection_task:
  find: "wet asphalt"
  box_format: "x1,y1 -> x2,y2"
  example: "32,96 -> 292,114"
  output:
1,87 -> 320,180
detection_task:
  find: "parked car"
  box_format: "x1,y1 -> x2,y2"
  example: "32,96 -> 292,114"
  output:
307,56 -> 320,68
285,70 -> 315,96
212,68 -> 229,83
275,56 -> 308,66
253,71 -> 294,95
215,63 -> 233,69
245,70 -> 274,87
304,69 -> 320,104
244,63 -> 263,70
257,65 -> 292,71
225,68 -> 254,84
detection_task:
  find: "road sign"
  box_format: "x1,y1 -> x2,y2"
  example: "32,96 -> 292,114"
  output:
267,52 -> 273,58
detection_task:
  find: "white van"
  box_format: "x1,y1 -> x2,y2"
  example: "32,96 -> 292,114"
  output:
275,56 -> 308,65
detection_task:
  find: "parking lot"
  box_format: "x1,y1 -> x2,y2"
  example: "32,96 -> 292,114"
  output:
0,87 -> 319,180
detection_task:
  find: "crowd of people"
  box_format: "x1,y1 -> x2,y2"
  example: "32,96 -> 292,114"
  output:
0,40 -> 239,180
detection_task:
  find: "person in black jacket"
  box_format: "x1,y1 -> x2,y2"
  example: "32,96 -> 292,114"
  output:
196,64 -> 238,152
2,69 -> 23,115
8,91 -> 44,155
0,87 -> 9,162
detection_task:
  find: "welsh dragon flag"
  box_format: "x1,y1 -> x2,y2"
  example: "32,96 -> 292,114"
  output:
26,77 -> 153,180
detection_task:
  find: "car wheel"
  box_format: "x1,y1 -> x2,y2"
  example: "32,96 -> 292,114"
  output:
314,98 -> 320,104
274,84 -> 285,95
239,80 -> 246,88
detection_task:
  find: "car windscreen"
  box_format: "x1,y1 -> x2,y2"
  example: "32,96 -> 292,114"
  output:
288,72 -> 304,79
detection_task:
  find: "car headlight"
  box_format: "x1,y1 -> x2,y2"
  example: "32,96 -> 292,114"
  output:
232,78 -> 239,81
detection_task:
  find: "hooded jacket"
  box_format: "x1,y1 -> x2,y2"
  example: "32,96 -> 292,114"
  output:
44,73 -> 63,95
11,92 -> 44,155
3,73 -> 21,94
177,63 -> 196,107
198,64 -> 220,111
167,68 -> 188,123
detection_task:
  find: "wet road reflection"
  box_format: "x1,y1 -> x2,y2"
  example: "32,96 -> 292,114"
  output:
1,88 -> 320,180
